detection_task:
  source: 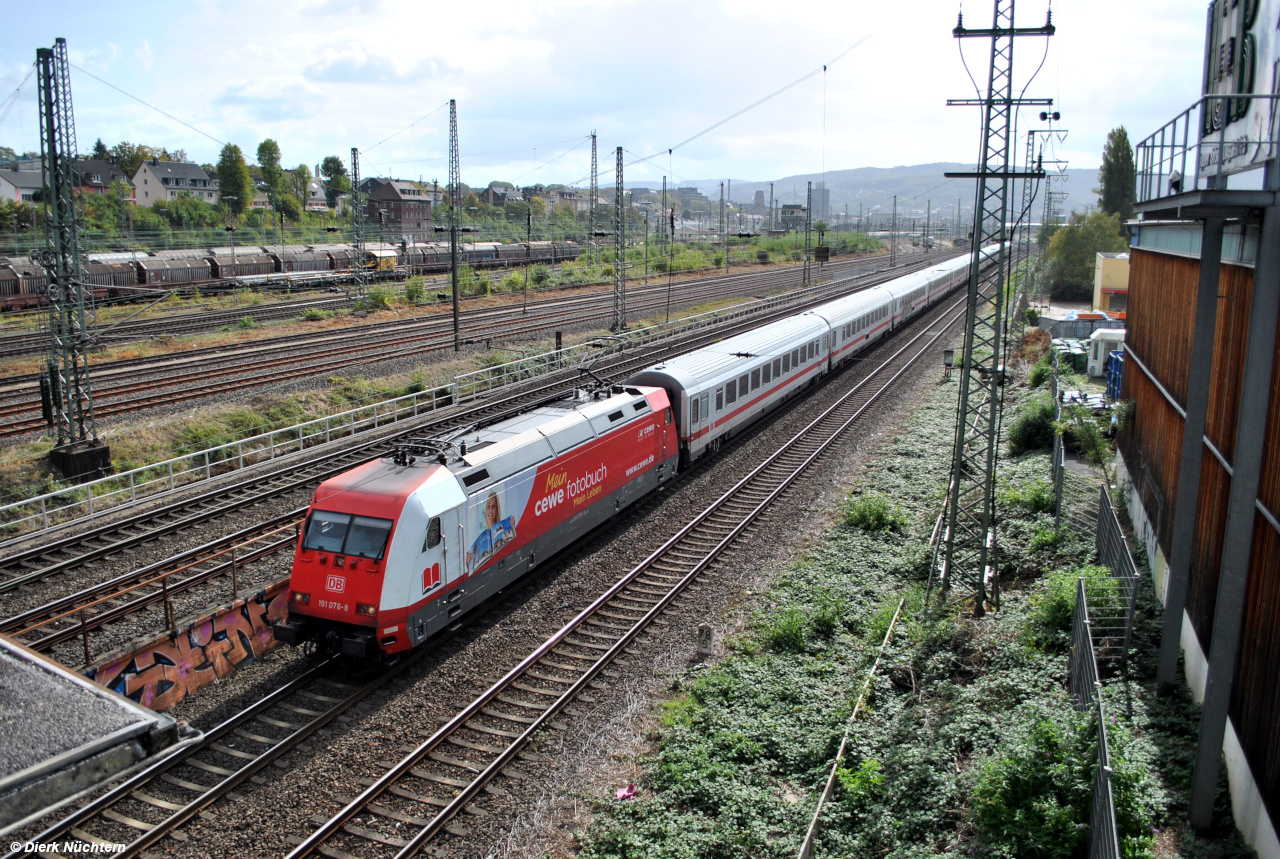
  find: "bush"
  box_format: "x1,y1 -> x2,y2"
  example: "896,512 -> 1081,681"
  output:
970,714 -> 1092,858
300,308 -> 333,321
999,478 -> 1055,515
1008,394 -> 1056,454
1024,306 -> 1040,325
237,315 -> 258,330
403,276 -> 424,303
1027,564 -> 1116,647
530,264 -> 550,286
842,493 -> 906,532
759,606 -> 808,652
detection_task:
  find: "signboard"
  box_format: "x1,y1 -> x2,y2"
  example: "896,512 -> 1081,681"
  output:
1201,0 -> 1280,175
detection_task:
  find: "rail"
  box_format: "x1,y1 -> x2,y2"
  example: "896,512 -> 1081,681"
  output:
0,262 -> 888,542
1135,93 -> 1280,205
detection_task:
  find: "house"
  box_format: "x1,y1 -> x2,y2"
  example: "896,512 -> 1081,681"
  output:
779,203 -> 807,231
366,180 -> 433,240
0,165 -> 44,203
479,185 -> 523,207
73,159 -> 129,195
306,178 -> 329,212
131,159 -> 217,206
547,189 -> 590,214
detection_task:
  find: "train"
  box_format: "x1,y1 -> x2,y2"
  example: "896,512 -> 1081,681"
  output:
0,240 -> 582,310
271,244 -> 1005,660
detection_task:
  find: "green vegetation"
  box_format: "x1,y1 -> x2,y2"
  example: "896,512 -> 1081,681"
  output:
1008,393 -> 1057,455
1098,127 -> 1136,222
1044,210 -> 1128,301
841,492 -> 905,532
236,315 -> 258,330
575,370 -> 1243,859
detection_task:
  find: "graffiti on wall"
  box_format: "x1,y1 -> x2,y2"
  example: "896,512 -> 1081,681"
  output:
84,581 -> 288,712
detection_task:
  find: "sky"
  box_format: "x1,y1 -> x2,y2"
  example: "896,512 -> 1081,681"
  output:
0,0 -> 1207,193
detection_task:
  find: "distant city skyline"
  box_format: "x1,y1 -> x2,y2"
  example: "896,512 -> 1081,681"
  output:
1,1 -> 1205,192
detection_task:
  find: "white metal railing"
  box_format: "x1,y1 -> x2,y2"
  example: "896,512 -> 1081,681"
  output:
1136,93 -> 1280,204
1,265 -> 874,542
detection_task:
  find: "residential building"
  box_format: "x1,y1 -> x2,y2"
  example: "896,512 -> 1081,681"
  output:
479,185 -> 522,207
0,165 -> 44,203
73,159 -> 129,196
779,203 -> 807,231
366,180 -> 433,241
131,159 -> 217,206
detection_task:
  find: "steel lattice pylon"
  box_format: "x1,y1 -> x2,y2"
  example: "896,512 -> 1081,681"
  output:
448,99 -> 462,352
612,147 -> 626,331
36,39 -> 103,460
939,1 -> 1053,615
349,147 -> 367,300
589,132 -> 598,262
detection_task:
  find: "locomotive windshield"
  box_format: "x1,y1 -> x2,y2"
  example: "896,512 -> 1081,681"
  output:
303,510 -> 393,560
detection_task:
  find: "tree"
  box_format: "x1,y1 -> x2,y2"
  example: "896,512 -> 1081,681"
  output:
1045,210 -> 1128,300
320,155 -> 350,207
256,138 -> 282,198
285,163 -> 312,202
276,193 -> 303,221
1097,127 -> 1135,222
0,145 -> 16,162
217,144 -> 253,215
91,138 -> 109,159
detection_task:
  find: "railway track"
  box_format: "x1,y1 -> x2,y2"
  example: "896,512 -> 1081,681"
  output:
280,286 -> 970,859
0,254 -> 899,437
3,657 -> 422,859
7,261 -> 969,859
0,257 -> 950,659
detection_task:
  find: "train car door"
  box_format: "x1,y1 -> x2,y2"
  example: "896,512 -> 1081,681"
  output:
414,505 -> 462,601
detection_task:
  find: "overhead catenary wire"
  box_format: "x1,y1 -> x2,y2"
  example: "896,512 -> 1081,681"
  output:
70,64 -> 226,147
0,62 -> 36,135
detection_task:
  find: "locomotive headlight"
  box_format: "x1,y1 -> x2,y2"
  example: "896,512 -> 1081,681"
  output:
356,603 -> 377,617
291,591 -> 310,605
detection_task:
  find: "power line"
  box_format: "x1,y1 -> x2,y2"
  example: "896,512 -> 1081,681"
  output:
360,100 -> 450,153
70,64 -> 226,147
0,62 -> 36,134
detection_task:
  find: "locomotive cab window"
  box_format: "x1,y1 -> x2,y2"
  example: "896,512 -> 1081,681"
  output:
345,516 -> 393,560
303,511 -> 393,560
424,516 -> 442,551
303,510 -> 349,553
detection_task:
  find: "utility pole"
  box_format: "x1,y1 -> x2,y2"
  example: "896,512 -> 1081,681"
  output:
937,2 -> 1053,615
890,195 -> 897,267
350,148 -> 367,300
925,199 -> 931,249
643,211 -> 649,284
612,147 -> 626,331
523,204 -> 532,314
589,131 -> 598,263
768,182 -> 774,231
34,37 -> 109,481
660,176 -> 668,254
804,181 -> 813,284
719,182 -> 726,276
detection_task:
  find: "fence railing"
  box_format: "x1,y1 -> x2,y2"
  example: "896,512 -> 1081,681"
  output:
1070,578 -> 1123,859
1136,94 -> 1280,205
0,263 -> 873,544
1094,484 -> 1140,669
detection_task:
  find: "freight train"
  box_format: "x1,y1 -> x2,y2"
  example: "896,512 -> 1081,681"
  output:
272,244 -> 1005,659
0,240 -> 581,310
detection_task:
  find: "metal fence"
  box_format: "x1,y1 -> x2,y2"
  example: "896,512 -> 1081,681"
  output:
1094,484 -> 1140,669
0,265 -> 870,543
1070,578 -> 1123,859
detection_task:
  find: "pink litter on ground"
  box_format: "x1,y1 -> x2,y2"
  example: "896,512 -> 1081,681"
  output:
616,781 -> 637,800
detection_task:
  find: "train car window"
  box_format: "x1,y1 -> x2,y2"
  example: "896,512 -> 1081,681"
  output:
345,515 -> 394,560
726,379 -> 737,405
424,517 -> 442,550
608,410 -> 624,422
691,397 -> 700,424
716,388 -> 724,411
462,469 -> 490,487
303,510 -> 350,553
738,374 -> 749,396
792,348 -> 800,367
762,363 -> 771,384
782,353 -> 790,373
773,358 -> 782,377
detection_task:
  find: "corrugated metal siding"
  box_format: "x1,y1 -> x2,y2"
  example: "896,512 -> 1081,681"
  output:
1126,242 -> 1280,829
1186,451 -> 1230,649
1120,359 -> 1183,558
1204,266 -> 1253,462
1230,519 -> 1280,828
1127,250 -> 1196,406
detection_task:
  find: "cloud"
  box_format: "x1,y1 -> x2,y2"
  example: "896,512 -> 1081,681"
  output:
213,83 -> 315,122
136,39 -> 153,73
302,48 -> 449,84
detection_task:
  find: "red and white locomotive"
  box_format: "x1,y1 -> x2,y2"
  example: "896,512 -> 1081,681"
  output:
274,244 -> 1005,658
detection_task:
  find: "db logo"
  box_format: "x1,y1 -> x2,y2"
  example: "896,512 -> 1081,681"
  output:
325,575 -> 346,593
